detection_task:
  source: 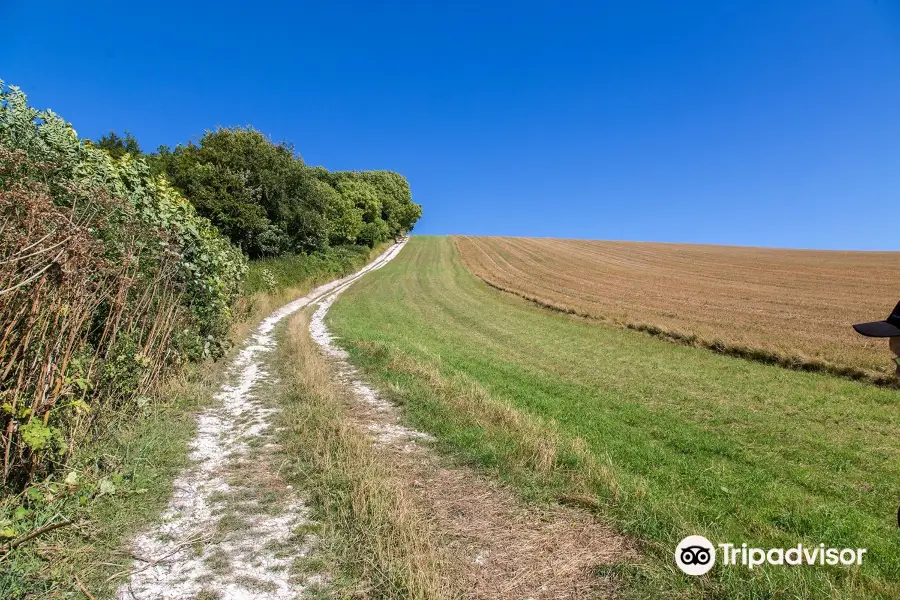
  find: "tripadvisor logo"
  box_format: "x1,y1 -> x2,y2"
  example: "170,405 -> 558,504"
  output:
675,536 -> 868,575
675,535 -> 716,575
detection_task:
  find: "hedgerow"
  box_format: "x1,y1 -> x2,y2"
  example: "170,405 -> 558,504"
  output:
0,80 -> 422,491
0,82 -> 246,489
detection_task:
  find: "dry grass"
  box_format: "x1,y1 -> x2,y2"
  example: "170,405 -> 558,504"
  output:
274,312 -> 461,599
276,312 -> 631,599
372,345 -> 625,503
455,235 -> 900,381
350,344 -> 632,599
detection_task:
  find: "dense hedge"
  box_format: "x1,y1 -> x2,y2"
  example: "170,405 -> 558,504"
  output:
244,245 -> 375,296
149,128 -> 422,257
0,83 -> 246,488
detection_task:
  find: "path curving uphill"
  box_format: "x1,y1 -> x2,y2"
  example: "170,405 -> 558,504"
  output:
117,240 -> 407,600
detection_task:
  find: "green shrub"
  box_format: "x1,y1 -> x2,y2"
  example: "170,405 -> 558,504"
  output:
0,82 -> 246,488
244,245 -> 373,296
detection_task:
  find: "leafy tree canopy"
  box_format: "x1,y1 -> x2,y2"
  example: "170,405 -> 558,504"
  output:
94,129 -> 142,158
150,128 -> 422,256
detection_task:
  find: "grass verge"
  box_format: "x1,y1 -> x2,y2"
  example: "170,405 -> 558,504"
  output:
0,361 -> 224,599
326,236 -> 900,599
268,310 -> 462,599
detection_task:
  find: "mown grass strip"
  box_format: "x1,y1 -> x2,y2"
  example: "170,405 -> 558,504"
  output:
326,236 -> 900,599
475,276 -> 900,389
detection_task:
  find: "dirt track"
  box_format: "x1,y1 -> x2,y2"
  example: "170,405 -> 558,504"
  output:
116,242 -> 407,599
308,240 -> 631,599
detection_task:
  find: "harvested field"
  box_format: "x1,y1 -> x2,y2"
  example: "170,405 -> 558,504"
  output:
455,235 -> 900,380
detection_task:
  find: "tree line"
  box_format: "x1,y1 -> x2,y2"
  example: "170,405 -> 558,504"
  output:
98,127 -> 421,258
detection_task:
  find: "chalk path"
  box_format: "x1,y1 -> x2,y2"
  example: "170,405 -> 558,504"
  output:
117,240 -> 407,600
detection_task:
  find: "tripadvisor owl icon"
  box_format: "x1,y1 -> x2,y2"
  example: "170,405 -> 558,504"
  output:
676,535 -> 716,575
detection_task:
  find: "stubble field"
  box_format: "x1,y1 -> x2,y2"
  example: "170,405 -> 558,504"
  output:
455,236 -> 900,380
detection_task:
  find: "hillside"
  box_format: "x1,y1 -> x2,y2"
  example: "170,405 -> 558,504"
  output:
326,236 -> 900,599
455,236 -> 900,380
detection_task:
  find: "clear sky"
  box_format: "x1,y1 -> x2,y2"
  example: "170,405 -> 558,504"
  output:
4,1 -> 900,249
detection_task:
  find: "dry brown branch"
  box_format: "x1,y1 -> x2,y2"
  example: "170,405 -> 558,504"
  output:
74,573 -> 96,600
0,246 -> 65,296
2,518 -> 73,553
104,534 -> 214,583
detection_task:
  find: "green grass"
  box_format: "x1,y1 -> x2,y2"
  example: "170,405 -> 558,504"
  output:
326,236 -> 900,599
244,244 -> 376,295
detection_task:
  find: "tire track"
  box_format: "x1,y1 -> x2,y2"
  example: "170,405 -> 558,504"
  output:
308,238 -> 629,599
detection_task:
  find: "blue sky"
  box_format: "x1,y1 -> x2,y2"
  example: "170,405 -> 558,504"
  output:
4,1 -> 900,249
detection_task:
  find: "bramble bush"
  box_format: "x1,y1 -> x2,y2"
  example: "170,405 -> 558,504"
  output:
0,82 -> 246,489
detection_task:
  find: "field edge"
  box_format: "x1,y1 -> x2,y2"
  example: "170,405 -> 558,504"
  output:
452,236 -> 899,388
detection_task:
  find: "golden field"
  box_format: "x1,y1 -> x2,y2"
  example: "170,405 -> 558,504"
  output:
455,235 -> 900,380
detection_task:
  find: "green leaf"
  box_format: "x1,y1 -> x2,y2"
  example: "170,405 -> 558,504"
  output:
20,421 -> 53,451
26,487 -> 43,503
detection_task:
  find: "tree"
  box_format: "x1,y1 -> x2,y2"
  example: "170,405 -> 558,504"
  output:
318,179 -> 363,246
149,127 -> 327,256
149,128 -> 422,255
358,170 -> 421,237
94,130 -> 142,158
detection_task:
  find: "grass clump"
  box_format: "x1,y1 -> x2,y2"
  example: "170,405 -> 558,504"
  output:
270,310 -> 462,599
